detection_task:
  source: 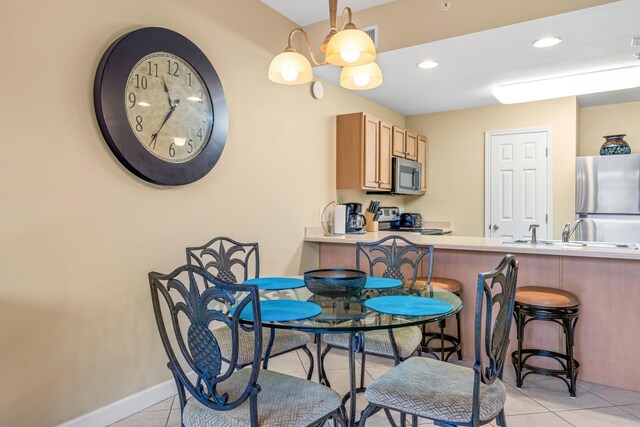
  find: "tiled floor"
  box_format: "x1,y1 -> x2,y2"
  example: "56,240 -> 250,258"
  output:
111,344 -> 640,427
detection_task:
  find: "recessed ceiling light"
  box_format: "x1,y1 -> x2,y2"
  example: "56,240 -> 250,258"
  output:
417,60 -> 439,69
532,36 -> 562,48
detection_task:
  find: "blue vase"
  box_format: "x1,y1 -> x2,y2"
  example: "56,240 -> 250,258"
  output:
600,134 -> 631,155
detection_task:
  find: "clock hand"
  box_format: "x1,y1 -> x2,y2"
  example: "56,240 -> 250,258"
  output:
149,103 -> 176,148
162,76 -> 174,108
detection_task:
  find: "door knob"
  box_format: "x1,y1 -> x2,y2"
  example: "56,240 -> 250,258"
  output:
492,225 -> 499,231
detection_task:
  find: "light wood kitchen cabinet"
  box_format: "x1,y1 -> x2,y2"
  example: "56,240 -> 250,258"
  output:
378,121 -> 393,190
336,113 -> 392,191
405,131 -> 418,161
392,126 -> 406,157
417,134 -> 428,193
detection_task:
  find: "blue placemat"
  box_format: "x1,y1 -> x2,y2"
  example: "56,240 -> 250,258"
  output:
365,277 -> 403,289
365,296 -> 453,317
231,300 -> 322,322
243,277 -> 305,290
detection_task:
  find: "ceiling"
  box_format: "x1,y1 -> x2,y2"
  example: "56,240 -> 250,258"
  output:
260,0 -> 396,27
263,0 -> 640,116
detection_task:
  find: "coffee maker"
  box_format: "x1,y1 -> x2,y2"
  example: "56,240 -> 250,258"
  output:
345,202 -> 367,234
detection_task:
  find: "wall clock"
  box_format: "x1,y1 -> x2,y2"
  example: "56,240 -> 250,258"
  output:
94,27 -> 228,185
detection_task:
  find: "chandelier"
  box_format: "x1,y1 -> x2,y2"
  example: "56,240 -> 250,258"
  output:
268,0 -> 382,90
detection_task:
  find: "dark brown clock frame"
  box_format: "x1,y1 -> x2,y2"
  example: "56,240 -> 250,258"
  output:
94,27 -> 228,185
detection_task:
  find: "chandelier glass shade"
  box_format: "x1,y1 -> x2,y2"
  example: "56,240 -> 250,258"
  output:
325,27 -> 376,67
340,62 -> 383,90
267,50 -> 313,85
267,0 -> 382,91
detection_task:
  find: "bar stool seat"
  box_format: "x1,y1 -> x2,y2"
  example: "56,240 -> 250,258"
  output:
512,285 -> 580,396
412,277 -> 462,293
515,286 -> 579,308
412,276 -> 463,361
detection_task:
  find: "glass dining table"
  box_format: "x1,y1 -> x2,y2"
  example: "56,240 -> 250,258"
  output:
230,277 -> 463,426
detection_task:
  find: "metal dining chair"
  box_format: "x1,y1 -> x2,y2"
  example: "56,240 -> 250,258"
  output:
149,265 -> 347,426
359,254 -> 519,427
186,236 -> 314,380
321,235 -> 434,389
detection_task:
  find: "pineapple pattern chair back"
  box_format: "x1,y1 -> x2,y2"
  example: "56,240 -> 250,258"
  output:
186,237 -> 260,284
356,235 -> 434,289
149,265 -> 263,418
471,254 -> 519,425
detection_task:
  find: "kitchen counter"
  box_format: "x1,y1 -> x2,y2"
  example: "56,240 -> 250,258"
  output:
304,227 -> 640,260
304,227 -> 640,392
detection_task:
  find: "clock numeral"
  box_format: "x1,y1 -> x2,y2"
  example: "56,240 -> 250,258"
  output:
128,92 -> 136,108
188,72 -> 192,87
169,143 -> 176,158
167,60 -> 179,77
197,128 -> 203,140
135,115 -> 143,132
198,89 -> 204,102
147,61 -> 159,78
187,139 -> 194,153
135,74 -> 148,89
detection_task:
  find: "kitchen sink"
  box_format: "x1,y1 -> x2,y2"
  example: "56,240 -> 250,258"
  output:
504,239 -> 638,249
579,242 -> 638,249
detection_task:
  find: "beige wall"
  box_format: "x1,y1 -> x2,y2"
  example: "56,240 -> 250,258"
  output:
405,97 -> 578,239
579,101 -> 640,156
0,1 -> 404,425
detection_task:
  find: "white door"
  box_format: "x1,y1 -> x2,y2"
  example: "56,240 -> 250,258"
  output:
486,129 -> 551,240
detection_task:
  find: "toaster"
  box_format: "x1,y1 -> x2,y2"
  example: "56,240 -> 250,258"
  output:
399,213 -> 423,229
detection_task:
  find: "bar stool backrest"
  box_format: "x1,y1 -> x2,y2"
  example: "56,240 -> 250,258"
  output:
471,254 -> 519,424
149,265 -> 263,422
356,235 -> 434,288
186,236 -> 260,284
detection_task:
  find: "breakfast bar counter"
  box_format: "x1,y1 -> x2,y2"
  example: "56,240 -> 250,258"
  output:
303,228 -> 640,392
304,228 -> 640,260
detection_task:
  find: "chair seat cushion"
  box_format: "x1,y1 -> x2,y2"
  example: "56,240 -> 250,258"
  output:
412,277 -> 462,293
365,357 -> 506,424
322,326 -> 422,359
515,286 -> 579,308
213,327 -> 310,366
183,369 -> 342,427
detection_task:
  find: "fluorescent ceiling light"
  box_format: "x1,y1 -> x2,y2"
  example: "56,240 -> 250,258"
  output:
417,60 -> 439,69
492,66 -> 640,104
532,36 -> 562,48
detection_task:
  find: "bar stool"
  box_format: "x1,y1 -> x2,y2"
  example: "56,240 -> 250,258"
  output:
511,286 -> 580,396
413,276 -> 463,361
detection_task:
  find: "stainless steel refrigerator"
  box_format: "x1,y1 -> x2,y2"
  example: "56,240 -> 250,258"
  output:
575,154 -> 640,243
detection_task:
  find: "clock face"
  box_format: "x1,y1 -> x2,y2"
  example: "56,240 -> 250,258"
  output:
125,53 -> 213,163
94,27 -> 228,186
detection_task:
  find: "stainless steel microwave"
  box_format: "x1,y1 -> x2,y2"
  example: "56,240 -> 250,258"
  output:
392,157 -> 422,195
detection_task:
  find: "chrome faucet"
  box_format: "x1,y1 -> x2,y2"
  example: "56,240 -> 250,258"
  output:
562,219 -> 583,242
529,224 -> 540,244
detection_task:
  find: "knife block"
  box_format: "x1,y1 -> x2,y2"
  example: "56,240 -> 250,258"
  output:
364,211 -> 378,232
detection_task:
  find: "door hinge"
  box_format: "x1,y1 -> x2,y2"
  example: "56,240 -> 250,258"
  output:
546,147 -> 548,157
546,214 -> 548,224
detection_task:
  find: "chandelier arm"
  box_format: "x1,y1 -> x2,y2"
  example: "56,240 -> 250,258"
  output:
339,7 -> 353,30
287,28 -> 327,66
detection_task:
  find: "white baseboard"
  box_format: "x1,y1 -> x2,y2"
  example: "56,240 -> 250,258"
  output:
55,374 -> 187,427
